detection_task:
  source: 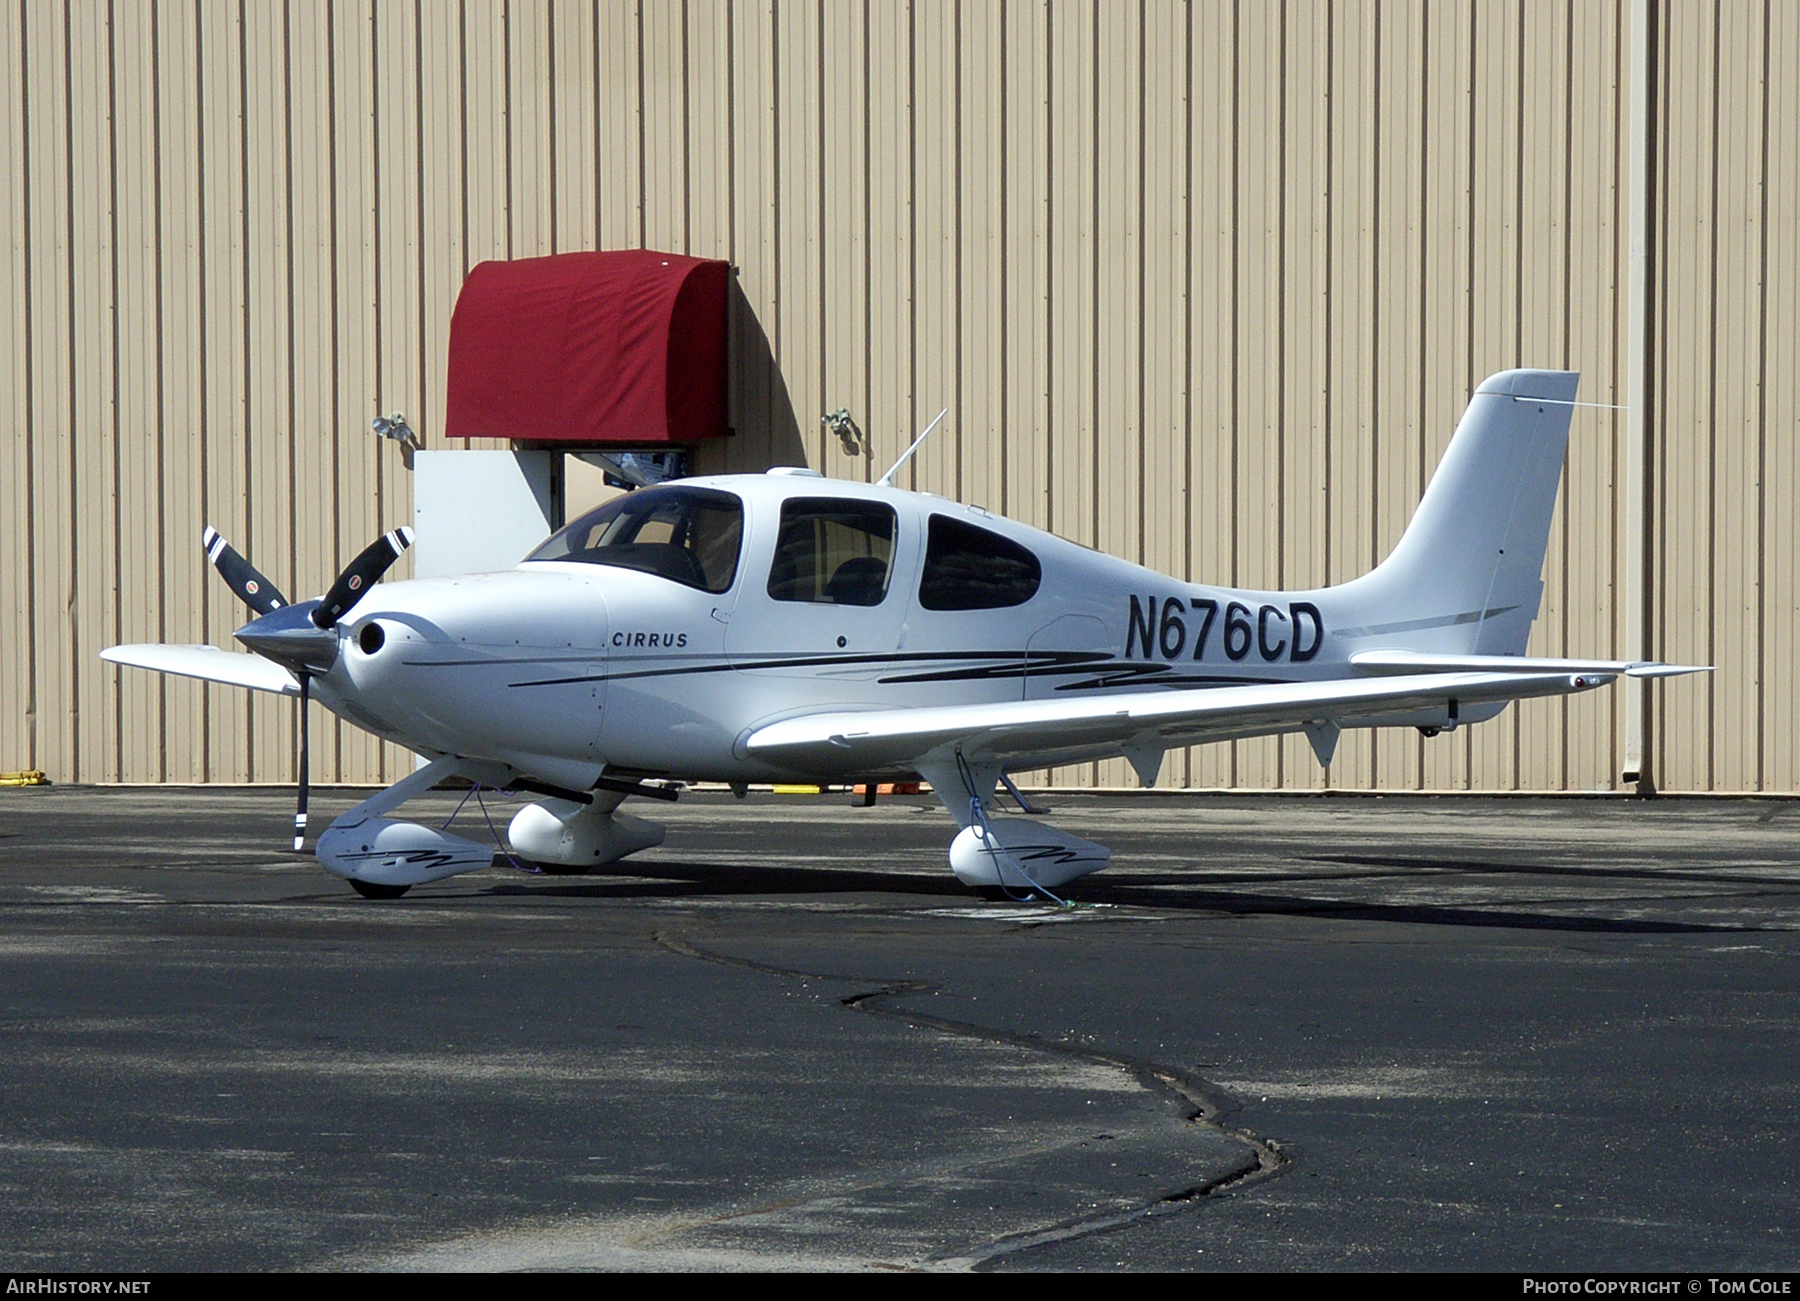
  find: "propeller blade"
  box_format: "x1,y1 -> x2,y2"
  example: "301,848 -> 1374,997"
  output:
202,525 -> 290,616
311,528 -> 415,629
295,672 -> 311,852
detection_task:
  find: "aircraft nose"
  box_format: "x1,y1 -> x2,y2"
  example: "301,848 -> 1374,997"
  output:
336,569 -> 612,654
235,600 -> 339,673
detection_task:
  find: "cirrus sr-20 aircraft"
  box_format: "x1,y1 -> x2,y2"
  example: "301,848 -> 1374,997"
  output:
104,370 -> 1702,899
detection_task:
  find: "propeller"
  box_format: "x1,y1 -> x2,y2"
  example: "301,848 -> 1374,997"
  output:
312,529 -> 415,628
201,525 -> 289,615
202,524 -> 415,851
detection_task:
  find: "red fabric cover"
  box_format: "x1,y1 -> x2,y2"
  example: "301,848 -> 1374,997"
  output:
444,249 -> 728,443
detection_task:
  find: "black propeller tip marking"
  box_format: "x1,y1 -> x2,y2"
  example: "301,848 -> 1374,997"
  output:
311,527 -> 415,629
201,525 -> 290,616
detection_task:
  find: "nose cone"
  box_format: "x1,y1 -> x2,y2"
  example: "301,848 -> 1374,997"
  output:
235,599 -> 340,673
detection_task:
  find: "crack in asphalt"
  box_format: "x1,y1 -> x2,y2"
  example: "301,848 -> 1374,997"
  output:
651,926 -> 1289,1269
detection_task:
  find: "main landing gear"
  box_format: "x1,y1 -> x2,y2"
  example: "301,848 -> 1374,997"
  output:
310,754 -> 671,899
914,756 -> 1113,901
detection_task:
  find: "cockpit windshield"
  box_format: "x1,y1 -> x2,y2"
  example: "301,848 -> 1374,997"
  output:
525,486 -> 743,594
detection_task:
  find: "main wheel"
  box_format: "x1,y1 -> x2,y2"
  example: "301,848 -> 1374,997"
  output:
349,879 -> 411,900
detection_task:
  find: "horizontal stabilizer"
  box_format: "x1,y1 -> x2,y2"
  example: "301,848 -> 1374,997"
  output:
100,644 -> 301,696
1351,650 -> 1710,679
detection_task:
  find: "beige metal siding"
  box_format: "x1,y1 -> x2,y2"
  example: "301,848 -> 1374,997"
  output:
1648,0 -> 1795,794
2,0 -> 30,778
0,0 -> 1791,794
1768,0 -> 1800,794
26,1 -> 73,785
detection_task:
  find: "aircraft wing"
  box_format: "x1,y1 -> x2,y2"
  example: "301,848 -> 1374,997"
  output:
100,643 -> 301,696
743,670 -> 1612,775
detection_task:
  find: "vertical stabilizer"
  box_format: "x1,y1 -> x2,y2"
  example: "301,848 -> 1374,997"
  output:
1348,370 -> 1578,656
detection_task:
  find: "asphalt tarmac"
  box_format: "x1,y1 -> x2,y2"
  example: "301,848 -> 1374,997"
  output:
1,784 -> 1797,1272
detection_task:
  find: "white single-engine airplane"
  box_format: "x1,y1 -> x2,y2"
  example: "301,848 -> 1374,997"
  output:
105,370 -> 1701,899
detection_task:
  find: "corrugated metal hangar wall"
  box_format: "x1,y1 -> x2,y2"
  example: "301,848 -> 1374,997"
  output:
2,1 -> 1795,793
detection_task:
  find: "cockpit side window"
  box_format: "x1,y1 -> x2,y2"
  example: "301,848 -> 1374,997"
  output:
766,498 -> 896,606
524,486 -> 743,594
918,513 -> 1041,610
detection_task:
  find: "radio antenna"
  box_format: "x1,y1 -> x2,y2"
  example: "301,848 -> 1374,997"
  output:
876,408 -> 949,487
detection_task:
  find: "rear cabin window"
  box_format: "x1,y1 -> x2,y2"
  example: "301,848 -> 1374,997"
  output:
918,514 -> 1042,610
766,498 -> 897,606
524,486 -> 743,594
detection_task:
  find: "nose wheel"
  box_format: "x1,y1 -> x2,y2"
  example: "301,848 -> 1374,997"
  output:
531,861 -> 595,876
348,879 -> 412,900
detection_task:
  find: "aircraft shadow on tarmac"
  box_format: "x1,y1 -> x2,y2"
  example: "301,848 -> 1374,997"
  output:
478,856 -> 1768,935
484,860 -> 975,901
1311,851 -> 1800,891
